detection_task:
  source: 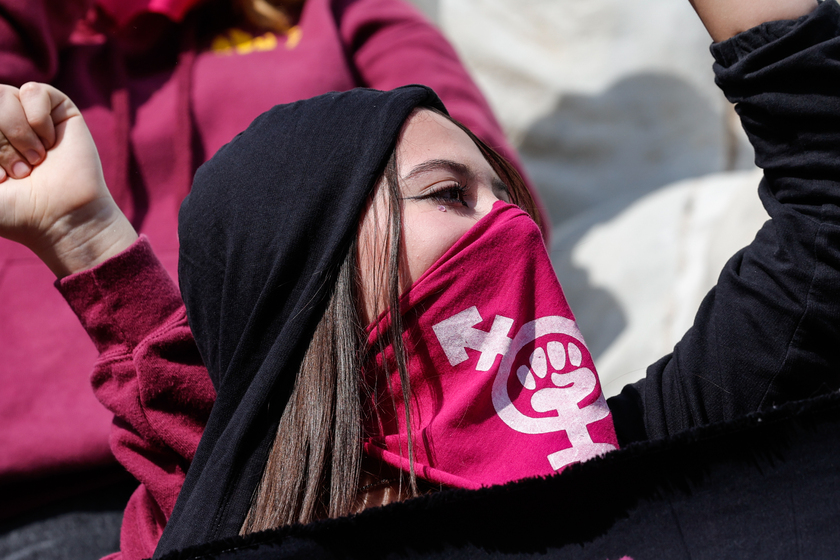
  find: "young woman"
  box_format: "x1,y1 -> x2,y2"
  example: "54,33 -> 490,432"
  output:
2,0 -> 840,558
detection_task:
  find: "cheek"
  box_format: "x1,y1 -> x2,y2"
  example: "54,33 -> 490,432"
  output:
402,211 -> 472,286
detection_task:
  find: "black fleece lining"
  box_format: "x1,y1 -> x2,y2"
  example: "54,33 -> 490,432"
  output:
158,390 -> 840,559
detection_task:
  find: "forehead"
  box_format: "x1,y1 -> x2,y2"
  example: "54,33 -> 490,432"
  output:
395,109 -> 487,170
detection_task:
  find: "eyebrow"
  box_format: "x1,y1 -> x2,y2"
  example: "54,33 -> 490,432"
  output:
402,159 -> 474,182
402,158 -> 511,196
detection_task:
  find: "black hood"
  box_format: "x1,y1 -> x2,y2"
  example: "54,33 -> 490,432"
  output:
157,85 -> 446,555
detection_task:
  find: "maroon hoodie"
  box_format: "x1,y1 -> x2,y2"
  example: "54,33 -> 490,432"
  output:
0,0 -> 540,518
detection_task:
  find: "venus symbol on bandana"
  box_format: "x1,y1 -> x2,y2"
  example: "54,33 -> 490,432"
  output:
433,307 -> 617,471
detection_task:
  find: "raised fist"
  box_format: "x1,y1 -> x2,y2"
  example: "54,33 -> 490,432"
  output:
0,82 -> 136,277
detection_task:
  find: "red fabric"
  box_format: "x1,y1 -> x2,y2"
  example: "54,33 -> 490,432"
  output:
57,236 -> 215,560
365,203 -> 617,488
0,0 -> 542,517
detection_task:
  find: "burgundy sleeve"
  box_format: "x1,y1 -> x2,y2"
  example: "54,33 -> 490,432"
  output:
57,236 -> 216,560
0,0 -> 91,85
336,0 -> 550,234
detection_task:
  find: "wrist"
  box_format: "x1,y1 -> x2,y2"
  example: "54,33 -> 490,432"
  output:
36,201 -> 138,278
690,0 -> 819,42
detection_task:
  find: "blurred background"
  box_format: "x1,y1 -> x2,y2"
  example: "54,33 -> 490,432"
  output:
409,0 -> 766,395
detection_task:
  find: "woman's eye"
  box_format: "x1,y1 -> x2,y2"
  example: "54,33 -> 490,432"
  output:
427,184 -> 468,207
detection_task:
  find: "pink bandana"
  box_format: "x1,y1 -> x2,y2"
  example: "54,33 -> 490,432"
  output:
363,202 -> 619,489
96,0 -> 205,26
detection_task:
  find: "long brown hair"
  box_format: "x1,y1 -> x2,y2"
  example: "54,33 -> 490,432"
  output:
241,110 -> 538,534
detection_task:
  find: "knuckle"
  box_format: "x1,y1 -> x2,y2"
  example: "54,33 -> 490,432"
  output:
19,81 -> 42,99
5,122 -> 32,142
0,138 -> 21,163
28,112 -> 49,127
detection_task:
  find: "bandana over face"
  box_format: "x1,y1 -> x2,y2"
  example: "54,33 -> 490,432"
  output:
364,202 -> 619,489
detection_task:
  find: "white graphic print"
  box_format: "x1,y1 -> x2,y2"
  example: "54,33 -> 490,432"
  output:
433,308 -> 617,471
433,306 -> 514,371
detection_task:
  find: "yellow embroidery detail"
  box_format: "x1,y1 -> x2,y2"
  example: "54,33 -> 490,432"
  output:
285,26 -> 302,49
211,27 -> 302,56
253,32 -> 278,51
211,35 -> 233,55
229,29 -> 255,54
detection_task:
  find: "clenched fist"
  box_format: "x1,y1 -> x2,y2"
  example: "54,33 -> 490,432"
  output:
0,82 -> 136,277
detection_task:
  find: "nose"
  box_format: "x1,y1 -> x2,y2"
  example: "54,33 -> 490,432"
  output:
475,183 -> 507,218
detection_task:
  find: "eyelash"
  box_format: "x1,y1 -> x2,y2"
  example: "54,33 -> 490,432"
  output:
424,183 -> 469,207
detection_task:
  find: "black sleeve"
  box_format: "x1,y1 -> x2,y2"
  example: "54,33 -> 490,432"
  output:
608,0 -> 840,444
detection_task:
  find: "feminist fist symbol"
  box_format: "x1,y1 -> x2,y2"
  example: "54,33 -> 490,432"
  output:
516,340 -> 615,469
432,309 -> 616,470
491,316 -> 617,470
